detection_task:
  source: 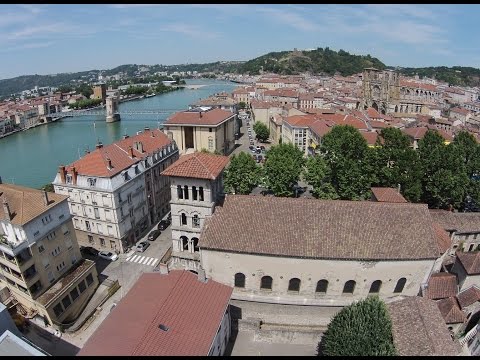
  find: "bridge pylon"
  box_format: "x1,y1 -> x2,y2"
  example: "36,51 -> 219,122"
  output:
106,96 -> 120,123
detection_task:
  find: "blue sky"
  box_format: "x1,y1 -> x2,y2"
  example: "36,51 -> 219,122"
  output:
1,4 -> 479,80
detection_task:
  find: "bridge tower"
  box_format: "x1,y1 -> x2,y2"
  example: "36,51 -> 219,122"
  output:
105,96 -> 120,123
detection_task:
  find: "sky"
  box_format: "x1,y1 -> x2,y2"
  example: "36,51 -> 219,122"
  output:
1,4 -> 480,80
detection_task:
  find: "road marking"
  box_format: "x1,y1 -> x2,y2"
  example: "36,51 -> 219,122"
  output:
140,257 -> 151,265
146,258 -> 155,266
127,255 -> 138,262
133,256 -> 144,263
151,259 -> 159,268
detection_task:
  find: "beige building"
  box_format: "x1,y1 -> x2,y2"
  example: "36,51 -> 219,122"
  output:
92,83 -> 107,104
0,183 -> 98,328
200,195 -> 441,327
163,107 -> 236,155
53,129 -> 178,253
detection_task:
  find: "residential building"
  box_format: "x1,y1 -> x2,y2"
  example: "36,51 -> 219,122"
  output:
0,183 -> 98,328
161,152 -> 229,272
0,330 -> 49,356
387,296 -> 460,356
53,129 -> 178,253
403,126 -> 453,149
163,107 -> 236,155
450,252 -> 480,291
449,107 -> 472,124
92,84 -> 107,104
78,271 -> 233,356
370,187 -> 407,203
190,95 -> 237,114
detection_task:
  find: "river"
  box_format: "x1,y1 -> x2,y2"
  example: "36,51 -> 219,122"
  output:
0,79 -> 237,189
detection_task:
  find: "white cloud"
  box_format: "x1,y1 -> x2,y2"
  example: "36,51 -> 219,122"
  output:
257,7 -> 319,32
158,23 -> 221,39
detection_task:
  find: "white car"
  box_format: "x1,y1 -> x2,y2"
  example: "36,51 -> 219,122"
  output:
98,251 -> 118,261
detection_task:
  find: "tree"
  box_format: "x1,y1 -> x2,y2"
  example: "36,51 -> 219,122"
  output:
254,122 -> 270,142
223,152 -> 262,195
303,155 -> 338,199
418,130 -> 469,209
238,101 -> 246,110
41,183 -> 54,192
320,125 -> 374,200
263,143 -> 305,197
318,296 -> 397,356
372,128 -> 422,202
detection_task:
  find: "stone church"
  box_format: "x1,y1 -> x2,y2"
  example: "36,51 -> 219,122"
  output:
161,152 -> 443,328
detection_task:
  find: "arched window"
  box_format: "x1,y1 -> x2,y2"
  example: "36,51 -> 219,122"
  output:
316,280 -> 328,294
394,278 -> 406,293
369,280 -> 382,294
288,278 -> 301,292
181,213 -> 187,226
192,215 -> 200,228
177,185 -> 183,199
199,187 -> 204,201
192,186 -> 198,201
181,236 -> 188,251
343,280 -> 356,294
192,237 -> 199,252
260,276 -> 272,290
183,185 -> 189,200
234,273 -> 245,288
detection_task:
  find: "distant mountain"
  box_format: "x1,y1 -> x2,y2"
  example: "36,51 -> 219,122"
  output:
397,66 -> 480,87
1,47 -> 480,98
236,47 -> 386,76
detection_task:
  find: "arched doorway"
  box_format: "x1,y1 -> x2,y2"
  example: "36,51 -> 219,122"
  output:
372,102 -> 379,112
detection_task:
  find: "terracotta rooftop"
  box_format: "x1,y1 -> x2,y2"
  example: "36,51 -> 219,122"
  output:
432,223 -> 452,254
429,210 -> 480,233
161,152 -> 229,180
200,195 -> 439,261
361,131 -> 379,146
450,107 -> 470,116
424,272 -> 458,300
0,184 -> 68,226
436,297 -> 466,324
403,126 -> 453,142
371,187 -> 407,203
387,296 -> 460,356
78,271 -> 233,356
62,129 -> 172,177
400,79 -> 437,92
455,251 -> 480,275
164,108 -> 235,126
456,285 -> 480,309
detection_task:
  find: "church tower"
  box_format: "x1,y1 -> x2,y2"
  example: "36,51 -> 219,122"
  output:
161,152 -> 229,272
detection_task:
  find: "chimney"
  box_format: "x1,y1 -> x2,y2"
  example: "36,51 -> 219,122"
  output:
151,131 -> 155,138
0,176 -> 2,184
85,149 -> 90,155
197,267 -> 207,283
199,111 -> 203,118
129,146 -> 134,158
96,142 -> 103,149
42,188 -> 49,206
59,165 -> 66,183
144,126 -> 150,132
397,184 -> 401,193
123,134 -> 129,139
2,197 -> 11,221
159,262 -> 169,274
138,142 -> 144,153
106,157 -> 113,170
72,167 -> 77,185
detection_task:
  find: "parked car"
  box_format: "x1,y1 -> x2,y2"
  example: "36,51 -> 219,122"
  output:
148,229 -> 161,241
260,145 -> 265,150
257,155 -> 263,163
249,145 -> 255,150
98,251 -> 118,261
256,148 -> 261,154
158,219 -> 171,230
136,241 -> 150,252
80,246 -> 99,256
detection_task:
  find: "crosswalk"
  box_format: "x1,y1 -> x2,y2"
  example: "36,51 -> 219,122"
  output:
125,254 -> 159,267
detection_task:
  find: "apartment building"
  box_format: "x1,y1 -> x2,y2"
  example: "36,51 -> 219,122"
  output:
0,183 -> 98,328
53,129 -> 179,253
163,107 -> 236,155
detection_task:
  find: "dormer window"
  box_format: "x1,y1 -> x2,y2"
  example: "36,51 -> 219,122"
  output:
66,174 -> 72,184
123,172 -> 130,181
134,165 -> 140,175
88,178 -> 96,187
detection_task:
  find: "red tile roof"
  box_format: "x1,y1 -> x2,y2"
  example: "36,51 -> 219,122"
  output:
400,80 -> 437,92
200,195 -> 439,260
361,131 -> 379,146
456,251 -> 480,275
63,129 -> 172,177
366,107 -> 382,119
78,271 -> 233,356
161,152 -> 229,180
450,107 -> 470,116
436,297 -> 466,324
424,272 -> 458,300
0,184 -> 68,226
456,285 -> 480,309
403,126 -> 453,142
432,223 -> 452,254
370,187 -> 407,203
165,108 -> 234,126
387,296 -> 460,356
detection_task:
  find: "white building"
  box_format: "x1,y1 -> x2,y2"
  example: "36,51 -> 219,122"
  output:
53,129 -> 179,253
